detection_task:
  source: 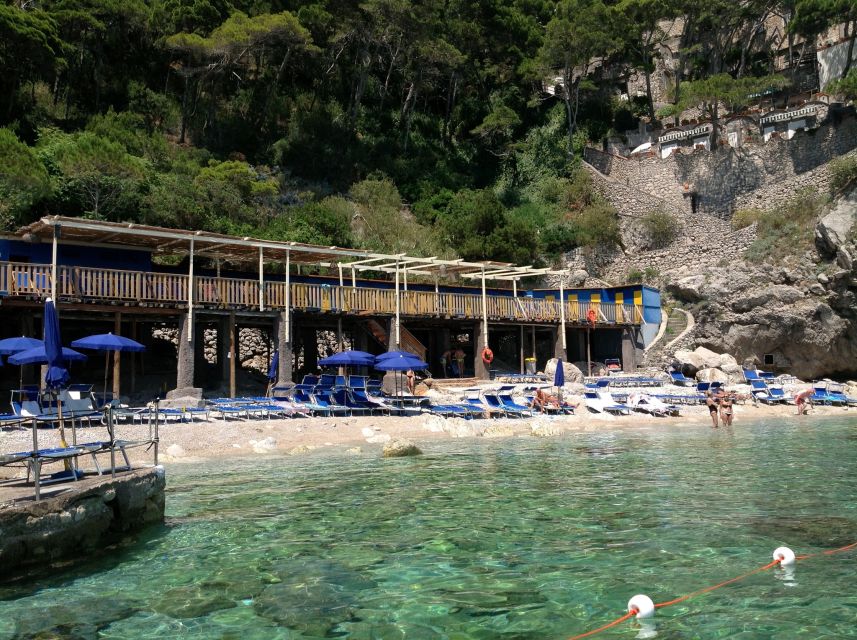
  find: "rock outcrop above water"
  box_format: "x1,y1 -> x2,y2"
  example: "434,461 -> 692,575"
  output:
382,439 -> 422,457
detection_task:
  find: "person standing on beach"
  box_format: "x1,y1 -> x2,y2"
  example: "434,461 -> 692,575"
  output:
405,368 -> 416,395
454,347 -> 465,378
795,388 -> 813,415
705,391 -> 719,428
719,392 -> 734,427
440,350 -> 450,378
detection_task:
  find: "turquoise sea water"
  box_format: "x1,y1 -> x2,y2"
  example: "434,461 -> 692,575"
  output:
1,417 -> 856,639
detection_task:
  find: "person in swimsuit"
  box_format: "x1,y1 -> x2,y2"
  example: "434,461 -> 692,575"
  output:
795,388 -> 813,415
705,391 -> 719,428
719,392 -> 734,426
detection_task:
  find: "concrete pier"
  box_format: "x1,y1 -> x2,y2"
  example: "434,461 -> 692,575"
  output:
0,467 -> 166,576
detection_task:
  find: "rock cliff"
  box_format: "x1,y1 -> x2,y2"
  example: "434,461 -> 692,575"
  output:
576,128 -> 857,380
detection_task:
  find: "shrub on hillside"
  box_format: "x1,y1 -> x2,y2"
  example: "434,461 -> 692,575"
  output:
571,201 -> 622,248
745,189 -> 827,264
829,155 -> 857,194
640,210 -> 678,248
731,208 -> 763,230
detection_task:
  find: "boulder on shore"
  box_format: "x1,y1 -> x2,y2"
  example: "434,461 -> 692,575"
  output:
382,439 -> 422,457
545,358 -> 584,383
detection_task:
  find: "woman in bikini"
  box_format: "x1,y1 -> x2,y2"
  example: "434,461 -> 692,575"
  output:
719,392 -> 734,426
705,391 -> 719,428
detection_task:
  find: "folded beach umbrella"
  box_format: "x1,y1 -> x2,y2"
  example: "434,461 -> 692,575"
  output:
554,358 -> 565,403
0,336 -> 44,355
319,350 -> 376,367
71,332 -> 145,404
268,350 -> 279,381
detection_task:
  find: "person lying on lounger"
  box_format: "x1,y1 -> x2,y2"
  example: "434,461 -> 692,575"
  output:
531,388 -> 560,412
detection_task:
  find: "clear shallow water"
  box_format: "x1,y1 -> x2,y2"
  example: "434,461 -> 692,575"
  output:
1,417 -> 856,639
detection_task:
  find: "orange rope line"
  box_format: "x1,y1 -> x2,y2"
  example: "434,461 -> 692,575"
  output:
654,559 -> 780,609
568,541 -> 857,639
567,610 -> 636,640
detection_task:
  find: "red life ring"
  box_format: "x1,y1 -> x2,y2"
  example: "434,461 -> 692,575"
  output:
481,347 -> 494,365
587,309 -> 597,325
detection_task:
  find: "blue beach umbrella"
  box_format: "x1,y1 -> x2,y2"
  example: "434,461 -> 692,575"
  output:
43,299 -> 71,453
554,358 -> 565,404
554,358 -> 565,388
267,350 -> 279,381
319,350 -> 376,367
0,336 -> 44,355
71,333 -> 145,353
375,350 -> 423,362
8,346 -> 88,366
71,332 -> 145,404
375,353 -> 427,397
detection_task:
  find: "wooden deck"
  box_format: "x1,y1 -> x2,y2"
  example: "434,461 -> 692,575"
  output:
0,262 -> 643,326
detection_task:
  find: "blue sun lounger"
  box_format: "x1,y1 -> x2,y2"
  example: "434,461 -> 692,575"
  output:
669,371 -> 695,386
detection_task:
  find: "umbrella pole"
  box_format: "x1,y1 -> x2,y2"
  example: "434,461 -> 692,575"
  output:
31,417 -> 40,501
108,404 -> 116,478
103,351 -> 110,407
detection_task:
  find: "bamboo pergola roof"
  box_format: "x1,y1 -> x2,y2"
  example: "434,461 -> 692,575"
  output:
19,216 -> 567,282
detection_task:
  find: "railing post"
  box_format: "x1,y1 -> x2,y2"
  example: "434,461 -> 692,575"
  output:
187,238 -> 194,341
285,250 -> 291,344
50,223 -> 59,301
394,257 -> 401,348
258,246 -> 265,312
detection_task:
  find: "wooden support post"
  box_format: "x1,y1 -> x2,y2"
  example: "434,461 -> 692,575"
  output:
258,246 -> 265,312
130,318 -> 137,394
51,224 -> 59,301
480,266 -> 488,347
520,325 -> 524,374
394,258 -> 401,349
229,312 -> 236,398
112,312 -> 122,398
187,238 -> 194,342
285,250 -> 291,344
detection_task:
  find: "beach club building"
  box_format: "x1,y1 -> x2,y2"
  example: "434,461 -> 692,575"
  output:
0,217 -> 660,397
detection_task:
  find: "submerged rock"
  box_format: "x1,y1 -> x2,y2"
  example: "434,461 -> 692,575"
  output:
382,438 -> 422,457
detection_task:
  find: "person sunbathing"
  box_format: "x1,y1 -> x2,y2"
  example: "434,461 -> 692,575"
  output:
531,388 -> 560,412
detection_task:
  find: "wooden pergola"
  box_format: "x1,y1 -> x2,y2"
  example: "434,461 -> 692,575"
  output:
19,216 -> 572,353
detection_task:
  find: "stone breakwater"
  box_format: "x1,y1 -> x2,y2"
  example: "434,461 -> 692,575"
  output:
0,467 -> 165,576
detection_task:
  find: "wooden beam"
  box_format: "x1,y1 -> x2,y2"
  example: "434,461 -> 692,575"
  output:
229,312 -> 236,398
113,312 -> 122,397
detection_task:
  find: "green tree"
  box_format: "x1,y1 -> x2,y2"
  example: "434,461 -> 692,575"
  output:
50,132 -> 145,219
828,68 -> 857,99
0,5 -> 63,123
0,128 -> 52,229
539,0 -> 616,154
613,0 -> 679,121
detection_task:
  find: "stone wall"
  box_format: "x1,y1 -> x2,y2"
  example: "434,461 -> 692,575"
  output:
584,114 -> 857,219
0,467 -> 165,575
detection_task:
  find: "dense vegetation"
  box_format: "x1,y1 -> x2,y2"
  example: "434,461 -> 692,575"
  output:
0,0 -> 848,266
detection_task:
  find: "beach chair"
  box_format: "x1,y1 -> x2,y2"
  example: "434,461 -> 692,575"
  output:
826,384 -> 857,406
750,380 -> 782,404
496,388 -> 535,416
311,391 -> 350,416
628,393 -> 680,417
300,375 -> 319,387
669,371 -> 695,386
483,392 -> 526,417
351,389 -> 395,415
348,375 -> 368,390
315,374 -> 337,392
584,390 -> 631,415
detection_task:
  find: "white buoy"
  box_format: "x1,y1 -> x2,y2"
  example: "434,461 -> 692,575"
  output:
773,546 -> 796,566
627,594 -> 655,619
